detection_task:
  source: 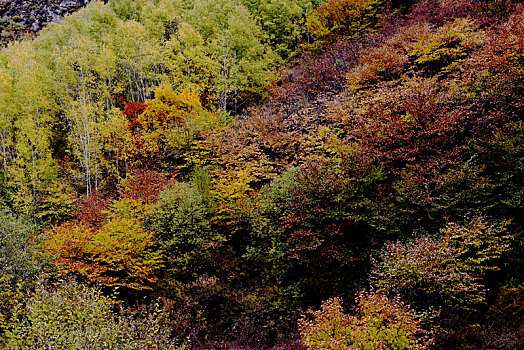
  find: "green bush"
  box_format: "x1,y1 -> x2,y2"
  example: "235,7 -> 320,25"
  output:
2,279 -> 178,349
0,209 -> 52,335
151,180 -> 218,281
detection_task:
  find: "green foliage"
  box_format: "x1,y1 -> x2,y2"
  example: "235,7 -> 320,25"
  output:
371,235 -> 485,313
2,279 -> 177,349
305,0 -> 385,51
245,156 -> 392,312
242,0 -> 319,57
189,166 -> 214,205
0,209 -> 51,334
442,217 -> 513,275
299,293 -> 429,350
138,85 -> 230,169
35,184 -> 77,225
0,0 -> 286,196
0,210 -> 46,290
259,167 -> 300,215
248,168 -> 299,274
430,121 -> 524,223
0,0 -> 523,347
166,0 -> 280,112
242,169 -> 300,313
371,218 -> 514,314
151,180 -> 218,281
0,41 -> 57,207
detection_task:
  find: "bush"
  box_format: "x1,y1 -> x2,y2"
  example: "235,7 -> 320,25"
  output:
299,293 -> 430,350
0,209 -> 51,334
371,218 -> 513,313
45,217 -> 163,291
151,180 -> 218,282
2,279 -> 178,349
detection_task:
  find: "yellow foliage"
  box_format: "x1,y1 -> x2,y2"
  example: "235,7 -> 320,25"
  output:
306,0 -> 383,39
88,217 -> 163,289
212,167 -> 256,234
104,197 -> 150,222
44,217 -> 163,290
45,222 -> 95,263
348,18 -> 486,88
138,85 -> 222,157
139,85 -> 201,130
409,18 -> 486,70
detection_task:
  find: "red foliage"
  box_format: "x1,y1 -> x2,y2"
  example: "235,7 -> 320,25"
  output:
405,0 -> 475,27
345,78 -> 466,177
488,287 -> 524,344
112,94 -> 127,110
269,37 -> 363,109
405,0 -> 515,28
338,4 -> 524,185
123,101 -> 146,131
121,168 -> 175,204
74,191 -> 113,228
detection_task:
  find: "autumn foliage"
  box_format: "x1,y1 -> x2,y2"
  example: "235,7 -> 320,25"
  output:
44,217 -> 162,291
299,293 -> 430,350
1,0 -> 523,348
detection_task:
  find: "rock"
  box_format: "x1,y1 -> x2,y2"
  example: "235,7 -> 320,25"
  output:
0,0 -> 99,46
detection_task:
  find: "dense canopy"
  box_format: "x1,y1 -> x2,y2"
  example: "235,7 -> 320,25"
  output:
0,0 -> 522,348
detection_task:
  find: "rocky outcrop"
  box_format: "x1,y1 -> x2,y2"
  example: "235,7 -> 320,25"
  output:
0,0 -> 97,45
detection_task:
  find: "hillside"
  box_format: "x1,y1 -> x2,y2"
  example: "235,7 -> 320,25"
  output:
0,0 -> 522,349
0,0 -> 92,45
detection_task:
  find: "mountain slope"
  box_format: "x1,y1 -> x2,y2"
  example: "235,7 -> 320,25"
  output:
0,0 -> 94,45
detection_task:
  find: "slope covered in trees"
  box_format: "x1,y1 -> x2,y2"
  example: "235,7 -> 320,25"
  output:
0,0 -> 523,349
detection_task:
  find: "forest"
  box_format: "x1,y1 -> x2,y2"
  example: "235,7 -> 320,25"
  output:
0,0 -> 523,348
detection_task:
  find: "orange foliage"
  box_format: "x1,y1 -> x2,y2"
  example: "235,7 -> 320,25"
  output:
307,0 -> 384,40
45,213 -> 163,290
299,293 -> 430,350
121,168 -> 174,204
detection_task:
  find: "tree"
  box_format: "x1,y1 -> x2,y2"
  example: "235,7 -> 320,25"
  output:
242,0 -> 318,58
45,211 -> 163,291
170,0 -> 280,112
305,0 -> 385,51
151,179 -> 218,282
0,41 -> 57,208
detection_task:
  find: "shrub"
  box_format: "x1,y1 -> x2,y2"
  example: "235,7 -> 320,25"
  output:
45,217 -> 163,291
151,181 -> 217,281
121,168 -> 172,204
371,235 -> 484,312
371,218 -> 513,313
74,190 -> 113,228
2,279 -> 178,349
0,210 -> 51,335
299,293 -> 429,350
